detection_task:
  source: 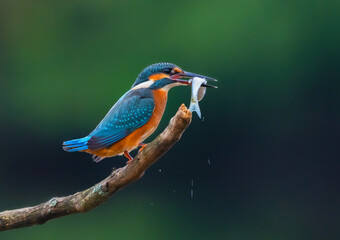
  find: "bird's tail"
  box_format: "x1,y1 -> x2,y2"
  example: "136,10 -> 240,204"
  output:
62,136 -> 91,152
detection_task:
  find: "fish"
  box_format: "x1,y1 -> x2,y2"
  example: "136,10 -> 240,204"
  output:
189,77 -> 207,118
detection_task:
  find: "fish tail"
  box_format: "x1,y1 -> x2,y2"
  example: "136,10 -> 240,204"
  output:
189,102 -> 201,119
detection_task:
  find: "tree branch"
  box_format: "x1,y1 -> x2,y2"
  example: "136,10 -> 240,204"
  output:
0,104 -> 192,232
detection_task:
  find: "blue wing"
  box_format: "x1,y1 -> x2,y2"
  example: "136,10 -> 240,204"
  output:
63,88 -> 154,151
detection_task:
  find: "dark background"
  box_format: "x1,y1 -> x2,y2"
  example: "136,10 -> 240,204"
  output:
1,0 -> 339,239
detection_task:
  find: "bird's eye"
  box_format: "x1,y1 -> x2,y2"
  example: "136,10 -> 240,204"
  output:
163,68 -> 172,74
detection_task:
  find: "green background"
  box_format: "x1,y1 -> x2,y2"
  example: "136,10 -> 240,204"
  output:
1,0 -> 339,239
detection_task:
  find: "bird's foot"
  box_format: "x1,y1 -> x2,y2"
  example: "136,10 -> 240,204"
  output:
124,151 -> 133,164
138,143 -> 148,153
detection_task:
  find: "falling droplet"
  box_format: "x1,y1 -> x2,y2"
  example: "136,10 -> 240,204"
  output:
208,159 -> 211,165
190,189 -> 194,198
191,179 -> 194,187
173,189 -> 176,193
158,169 -> 162,172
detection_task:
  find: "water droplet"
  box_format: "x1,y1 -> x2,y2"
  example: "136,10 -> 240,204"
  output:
150,202 -> 154,206
158,169 -> 162,172
173,189 -> 176,193
191,179 -> 194,187
190,189 -> 194,198
208,159 -> 211,165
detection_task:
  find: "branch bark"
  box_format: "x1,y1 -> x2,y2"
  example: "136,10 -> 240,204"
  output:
0,104 -> 192,232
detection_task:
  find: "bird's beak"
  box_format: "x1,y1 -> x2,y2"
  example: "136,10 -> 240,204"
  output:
170,71 -> 218,88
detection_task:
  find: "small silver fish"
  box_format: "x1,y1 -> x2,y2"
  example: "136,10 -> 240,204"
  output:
189,77 -> 207,118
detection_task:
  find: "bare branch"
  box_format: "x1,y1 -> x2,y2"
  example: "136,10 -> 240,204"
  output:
0,104 -> 192,232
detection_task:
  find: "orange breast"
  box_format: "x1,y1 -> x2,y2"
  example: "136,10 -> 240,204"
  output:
87,89 -> 168,158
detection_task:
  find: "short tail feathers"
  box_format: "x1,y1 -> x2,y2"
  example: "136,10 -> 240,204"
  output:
62,136 -> 91,152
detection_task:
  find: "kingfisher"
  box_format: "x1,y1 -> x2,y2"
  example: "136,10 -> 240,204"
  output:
63,62 -> 216,163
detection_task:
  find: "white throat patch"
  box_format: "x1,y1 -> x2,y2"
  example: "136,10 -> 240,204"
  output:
131,80 -> 154,90
132,80 -> 183,92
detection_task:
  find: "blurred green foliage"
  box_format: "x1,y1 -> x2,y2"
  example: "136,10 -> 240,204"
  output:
1,0 -> 339,239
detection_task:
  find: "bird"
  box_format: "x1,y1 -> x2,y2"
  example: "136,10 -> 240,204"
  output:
63,62 -> 217,163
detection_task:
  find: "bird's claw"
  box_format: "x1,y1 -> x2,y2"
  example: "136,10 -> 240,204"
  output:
138,143 -> 148,153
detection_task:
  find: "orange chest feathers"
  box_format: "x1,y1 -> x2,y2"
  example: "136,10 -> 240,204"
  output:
141,89 -> 168,138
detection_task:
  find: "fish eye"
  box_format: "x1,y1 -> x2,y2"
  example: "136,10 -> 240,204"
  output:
163,68 -> 172,74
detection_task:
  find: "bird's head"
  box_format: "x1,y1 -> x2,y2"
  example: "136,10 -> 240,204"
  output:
132,62 -> 217,91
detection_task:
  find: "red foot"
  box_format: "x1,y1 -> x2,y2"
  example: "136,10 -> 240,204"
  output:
138,143 -> 147,153
124,151 -> 133,164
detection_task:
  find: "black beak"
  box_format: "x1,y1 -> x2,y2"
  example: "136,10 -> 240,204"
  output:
171,71 -> 218,88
